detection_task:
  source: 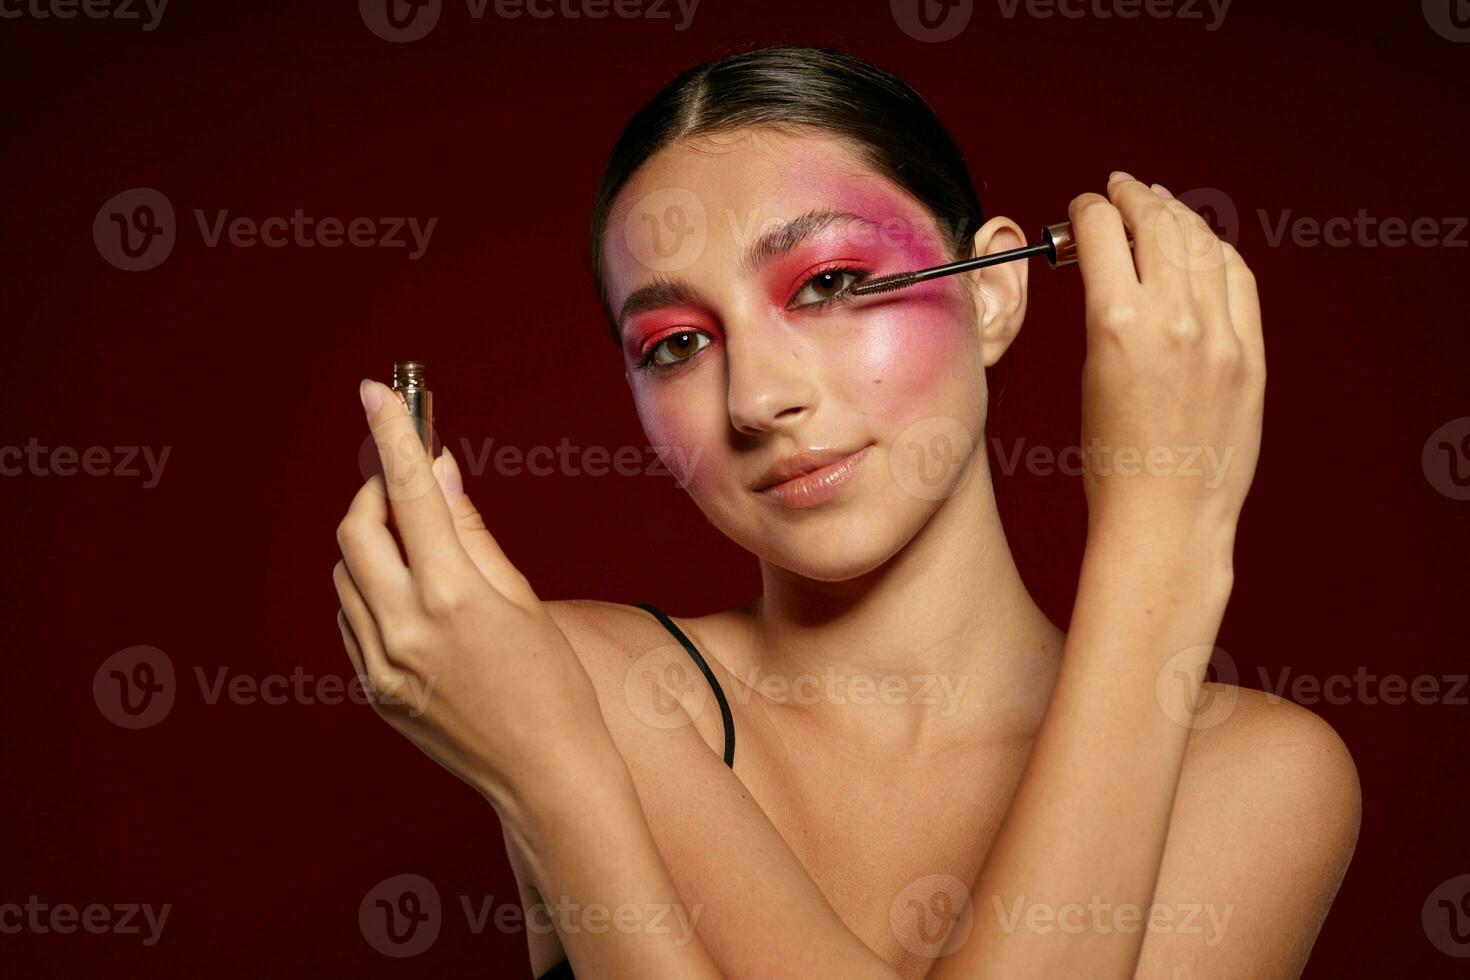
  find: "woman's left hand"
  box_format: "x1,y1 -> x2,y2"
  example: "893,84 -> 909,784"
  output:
331,379 -> 609,818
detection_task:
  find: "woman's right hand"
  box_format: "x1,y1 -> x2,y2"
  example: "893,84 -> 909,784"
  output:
332,380 -> 617,825
1067,173 -> 1265,544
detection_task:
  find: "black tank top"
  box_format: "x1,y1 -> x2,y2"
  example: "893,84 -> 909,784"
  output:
534,603 -> 734,980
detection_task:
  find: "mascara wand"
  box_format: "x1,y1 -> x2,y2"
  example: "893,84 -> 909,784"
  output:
848,220 -> 1132,297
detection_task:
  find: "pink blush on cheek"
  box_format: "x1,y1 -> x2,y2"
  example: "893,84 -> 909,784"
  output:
845,293 -> 971,424
633,393 -> 726,496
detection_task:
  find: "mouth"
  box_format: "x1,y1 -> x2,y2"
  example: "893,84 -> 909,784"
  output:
752,444 -> 873,509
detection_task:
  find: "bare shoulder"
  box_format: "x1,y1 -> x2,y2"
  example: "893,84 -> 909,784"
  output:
542,598 -> 734,762
543,598 -> 662,659
1183,683 -> 1362,848
545,598 -> 743,652
1138,684 -> 1362,978
507,601 -> 727,973
533,600 -> 892,978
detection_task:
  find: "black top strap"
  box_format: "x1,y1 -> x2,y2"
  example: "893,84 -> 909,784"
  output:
635,602 -> 736,769
535,958 -> 575,980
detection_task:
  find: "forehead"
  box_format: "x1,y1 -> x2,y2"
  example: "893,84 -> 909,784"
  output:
602,128 -> 929,303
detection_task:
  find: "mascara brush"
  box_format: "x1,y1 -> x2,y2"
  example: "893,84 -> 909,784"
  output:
848,220 -> 1132,297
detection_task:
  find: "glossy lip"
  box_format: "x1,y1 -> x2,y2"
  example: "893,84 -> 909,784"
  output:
753,445 -> 873,509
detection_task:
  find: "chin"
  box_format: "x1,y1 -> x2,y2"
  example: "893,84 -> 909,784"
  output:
739,502 -> 926,584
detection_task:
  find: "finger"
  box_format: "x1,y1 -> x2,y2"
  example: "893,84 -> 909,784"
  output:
333,559 -> 401,689
336,606 -> 416,718
359,378 -> 477,581
337,608 -> 368,681
1107,174 -> 1192,294
339,474 -> 414,617
1155,193 -> 1231,339
1221,242 -> 1264,373
432,448 -> 539,605
1067,191 -> 1141,315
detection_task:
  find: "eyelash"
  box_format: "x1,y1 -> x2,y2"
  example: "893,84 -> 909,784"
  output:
633,264 -> 871,375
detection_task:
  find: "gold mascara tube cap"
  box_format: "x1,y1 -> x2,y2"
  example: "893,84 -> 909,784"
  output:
1042,222 -> 1079,268
390,360 -> 434,454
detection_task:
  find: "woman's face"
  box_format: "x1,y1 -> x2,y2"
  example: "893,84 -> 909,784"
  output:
603,127 -> 1010,582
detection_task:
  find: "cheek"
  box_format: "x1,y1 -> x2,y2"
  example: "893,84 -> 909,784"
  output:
632,386 -> 729,496
844,292 -> 974,423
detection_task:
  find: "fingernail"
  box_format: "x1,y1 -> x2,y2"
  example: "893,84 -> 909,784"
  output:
1108,170 -> 1135,184
434,448 -> 464,499
1151,183 -> 1174,199
359,379 -> 382,416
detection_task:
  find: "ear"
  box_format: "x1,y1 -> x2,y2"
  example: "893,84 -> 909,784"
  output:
968,215 -> 1029,368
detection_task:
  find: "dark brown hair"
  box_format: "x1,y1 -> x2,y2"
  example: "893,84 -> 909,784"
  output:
588,45 -> 985,342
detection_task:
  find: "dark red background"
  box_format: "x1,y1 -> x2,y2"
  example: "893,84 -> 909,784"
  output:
2,0 -> 1466,975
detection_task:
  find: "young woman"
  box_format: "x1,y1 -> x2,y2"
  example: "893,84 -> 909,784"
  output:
332,46 -> 1360,979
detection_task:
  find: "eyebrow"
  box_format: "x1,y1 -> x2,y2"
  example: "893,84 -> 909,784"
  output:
615,208 -> 877,341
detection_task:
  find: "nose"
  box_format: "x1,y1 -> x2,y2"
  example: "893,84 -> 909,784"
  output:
724,318 -> 819,436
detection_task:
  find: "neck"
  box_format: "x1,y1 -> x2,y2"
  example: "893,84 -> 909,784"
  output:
747,453 -> 1064,755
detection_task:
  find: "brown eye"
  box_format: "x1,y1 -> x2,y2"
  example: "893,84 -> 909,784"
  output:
649,330 -> 711,368
812,272 -> 845,298
790,268 -> 863,308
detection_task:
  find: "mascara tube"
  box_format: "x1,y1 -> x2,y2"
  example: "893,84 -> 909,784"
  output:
391,360 -> 434,455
